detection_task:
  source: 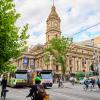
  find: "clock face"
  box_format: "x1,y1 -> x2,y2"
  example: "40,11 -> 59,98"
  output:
48,21 -> 58,28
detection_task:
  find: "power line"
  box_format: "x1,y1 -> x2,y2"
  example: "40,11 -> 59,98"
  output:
73,22 -> 100,36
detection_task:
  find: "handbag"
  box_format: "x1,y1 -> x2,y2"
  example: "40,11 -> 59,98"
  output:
43,94 -> 49,100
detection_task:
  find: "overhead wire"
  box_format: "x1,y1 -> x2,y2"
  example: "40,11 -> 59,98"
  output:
72,22 -> 100,36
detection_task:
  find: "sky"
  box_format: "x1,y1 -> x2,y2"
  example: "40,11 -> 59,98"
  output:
14,0 -> 100,47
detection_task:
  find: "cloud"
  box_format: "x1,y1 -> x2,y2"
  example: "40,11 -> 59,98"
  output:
14,0 -> 100,46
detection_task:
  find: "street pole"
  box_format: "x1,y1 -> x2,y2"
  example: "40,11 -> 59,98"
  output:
49,55 -> 52,70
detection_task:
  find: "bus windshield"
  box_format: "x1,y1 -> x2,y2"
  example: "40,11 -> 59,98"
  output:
16,74 -> 27,80
41,74 -> 52,79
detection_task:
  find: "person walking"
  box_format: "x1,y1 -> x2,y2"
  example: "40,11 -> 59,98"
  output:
26,76 -> 46,100
90,78 -> 95,88
69,76 -> 75,86
97,78 -> 100,89
1,75 -> 7,97
83,78 -> 90,90
58,76 -> 63,88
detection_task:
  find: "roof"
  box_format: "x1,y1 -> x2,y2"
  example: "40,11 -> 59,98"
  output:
76,36 -> 100,49
47,5 -> 60,21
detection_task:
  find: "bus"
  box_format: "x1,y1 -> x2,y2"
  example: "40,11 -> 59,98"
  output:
7,69 -> 53,88
7,70 -> 28,87
38,70 -> 53,88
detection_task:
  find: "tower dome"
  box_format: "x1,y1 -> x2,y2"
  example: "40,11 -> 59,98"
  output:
47,5 -> 60,21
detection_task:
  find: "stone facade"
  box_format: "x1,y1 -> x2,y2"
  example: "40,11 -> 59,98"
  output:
15,5 -> 100,74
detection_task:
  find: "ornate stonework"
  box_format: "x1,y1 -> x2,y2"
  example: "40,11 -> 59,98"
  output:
46,5 -> 61,43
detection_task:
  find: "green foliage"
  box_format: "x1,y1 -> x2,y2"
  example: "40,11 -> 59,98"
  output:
0,62 -> 16,74
75,72 -> 85,80
44,52 -> 50,65
45,37 -> 72,74
0,0 -> 29,73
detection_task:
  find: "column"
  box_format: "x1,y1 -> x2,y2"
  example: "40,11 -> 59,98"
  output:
79,58 -> 81,71
72,57 -> 74,73
21,58 -> 23,69
28,58 -> 31,69
80,58 -> 82,71
73,57 -> 76,72
74,57 -> 77,72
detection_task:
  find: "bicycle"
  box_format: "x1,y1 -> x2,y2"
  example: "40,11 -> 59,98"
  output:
88,83 -> 93,91
1,89 -> 8,100
83,84 -> 88,91
83,83 -> 93,91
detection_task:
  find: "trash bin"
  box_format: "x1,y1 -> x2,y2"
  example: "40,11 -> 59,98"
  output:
44,94 -> 49,100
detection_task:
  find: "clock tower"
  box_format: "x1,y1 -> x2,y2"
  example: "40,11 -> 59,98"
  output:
46,5 -> 61,43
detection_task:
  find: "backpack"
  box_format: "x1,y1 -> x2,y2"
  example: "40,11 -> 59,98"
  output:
36,84 -> 46,98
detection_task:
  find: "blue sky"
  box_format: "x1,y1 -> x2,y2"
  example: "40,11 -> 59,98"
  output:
14,0 -> 100,47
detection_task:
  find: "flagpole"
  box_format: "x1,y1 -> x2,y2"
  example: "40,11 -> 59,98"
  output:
53,0 -> 54,6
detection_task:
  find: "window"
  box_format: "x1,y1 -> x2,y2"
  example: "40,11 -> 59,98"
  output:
23,57 -> 29,66
56,65 -> 59,71
69,59 -> 72,65
77,60 -> 79,71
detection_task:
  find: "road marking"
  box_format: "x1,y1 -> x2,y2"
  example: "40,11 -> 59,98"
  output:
50,91 -> 83,100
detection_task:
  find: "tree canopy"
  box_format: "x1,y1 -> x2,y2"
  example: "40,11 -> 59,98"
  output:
45,37 -> 72,74
0,0 -> 29,73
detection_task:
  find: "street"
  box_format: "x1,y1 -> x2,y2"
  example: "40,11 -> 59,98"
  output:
1,82 -> 100,100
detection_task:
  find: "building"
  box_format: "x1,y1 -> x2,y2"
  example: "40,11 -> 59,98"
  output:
14,5 -> 100,75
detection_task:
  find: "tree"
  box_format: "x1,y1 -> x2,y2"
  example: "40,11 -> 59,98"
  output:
0,0 -> 29,73
45,37 -> 72,75
44,52 -> 50,69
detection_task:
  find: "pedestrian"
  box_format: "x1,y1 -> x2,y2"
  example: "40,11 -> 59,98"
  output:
26,76 -> 46,100
90,78 -> 95,88
84,78 -> 90,89
1,75 -> 7,97
69,76 -> 75,85
97,78 -> 100,89
58,76 -> 61,88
